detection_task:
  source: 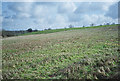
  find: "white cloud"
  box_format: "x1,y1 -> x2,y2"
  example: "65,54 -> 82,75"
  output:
8,2 -> 33,13
2,2 -> 118,30
2,0 -> 120,2
81,14 -> 118,25
74,2 -> 112,15
105,2 -> 118,19
55,14 -> 67,26
17,13 -> 31,18
58,2 -> 77,13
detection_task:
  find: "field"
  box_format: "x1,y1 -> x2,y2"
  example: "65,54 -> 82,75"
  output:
2,25 -> 119,79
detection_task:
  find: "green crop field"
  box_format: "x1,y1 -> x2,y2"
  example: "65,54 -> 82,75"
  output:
2,25 -> 119,79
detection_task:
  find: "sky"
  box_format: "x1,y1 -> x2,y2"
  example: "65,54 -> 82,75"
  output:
1,0 -> 119,31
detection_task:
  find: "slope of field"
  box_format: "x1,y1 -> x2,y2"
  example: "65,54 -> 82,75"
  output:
21,25 -> 115,36
2,25 -> 119,79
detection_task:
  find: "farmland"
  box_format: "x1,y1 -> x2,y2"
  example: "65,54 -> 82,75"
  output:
2,25 -> 119,79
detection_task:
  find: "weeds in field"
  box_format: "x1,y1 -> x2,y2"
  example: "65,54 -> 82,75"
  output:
2,25 -> 119,79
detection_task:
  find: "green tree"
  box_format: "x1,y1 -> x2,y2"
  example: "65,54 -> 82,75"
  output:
27,28 -> 32,32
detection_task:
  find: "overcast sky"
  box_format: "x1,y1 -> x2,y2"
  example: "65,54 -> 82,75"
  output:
1,1 -> 119,30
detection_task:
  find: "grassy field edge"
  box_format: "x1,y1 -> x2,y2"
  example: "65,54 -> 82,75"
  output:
21,24 -> 119,36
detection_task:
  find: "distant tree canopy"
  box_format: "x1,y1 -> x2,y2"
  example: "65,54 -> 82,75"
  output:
2,29 -> 27,37
33,29 -> 38,32
27,28 -> 32,32
106,23 -> 110,25
64,27 -> 67,29
48,28 -> 52,30
112,23 -> 115,25
91,23 -> 94,26
44,28 -> 52,30
69,24 -> 74,28
44,29 -> 48,30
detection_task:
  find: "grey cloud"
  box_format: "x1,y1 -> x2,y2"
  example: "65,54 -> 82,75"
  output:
8,2 -> 32,13
119,2 -> 120,19
6,2 -> 33,19
67,13 -> 82,22
6,2 -> 56,20
2,2 -> 118,30
66,2 -> 108,22
57,2 -> 76,14
105,3 -> 118,19
34,2 -> 57,6
74,2 -> 106,15
4,16 -> 11,19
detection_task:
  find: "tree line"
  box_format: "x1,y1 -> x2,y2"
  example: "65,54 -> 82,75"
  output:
1,22 -> 116,37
